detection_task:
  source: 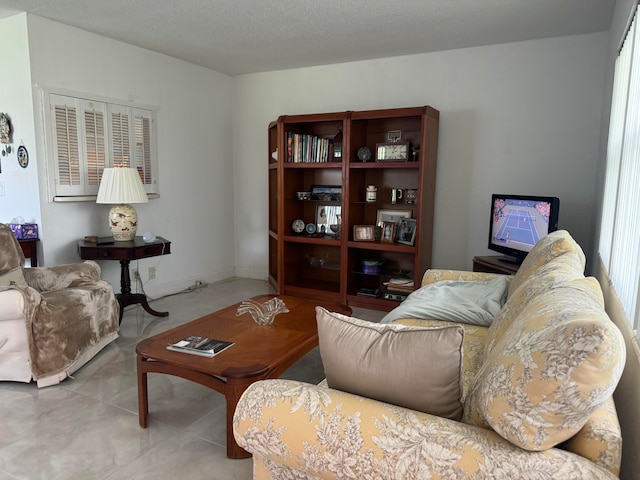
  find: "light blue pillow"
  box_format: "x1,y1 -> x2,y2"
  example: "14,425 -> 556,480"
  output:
380,276 -> 508,326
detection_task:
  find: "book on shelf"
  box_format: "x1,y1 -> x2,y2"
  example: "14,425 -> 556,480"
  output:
357,287 -> 381,298
383,277 -> 414,294
166,335 -> 234,358
286,132 -> 332,163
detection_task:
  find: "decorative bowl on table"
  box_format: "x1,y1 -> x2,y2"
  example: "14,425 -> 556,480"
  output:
236,297 -> 289,326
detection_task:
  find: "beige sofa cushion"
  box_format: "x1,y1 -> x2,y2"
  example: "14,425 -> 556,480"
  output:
316,307 -> 464,420
464,278 -> 626,451
393,318 -> 488,403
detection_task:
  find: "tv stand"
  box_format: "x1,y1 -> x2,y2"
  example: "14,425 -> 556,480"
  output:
472,255 -> 520,275
497,255 -> 523,266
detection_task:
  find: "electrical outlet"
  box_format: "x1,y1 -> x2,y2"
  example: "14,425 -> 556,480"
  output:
148,266 -> 156,280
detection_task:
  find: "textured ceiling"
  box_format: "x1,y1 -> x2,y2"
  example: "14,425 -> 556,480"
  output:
0,0 -> 615,76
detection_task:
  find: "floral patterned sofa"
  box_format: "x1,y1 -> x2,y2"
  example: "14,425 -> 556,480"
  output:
234,230 -> 629,479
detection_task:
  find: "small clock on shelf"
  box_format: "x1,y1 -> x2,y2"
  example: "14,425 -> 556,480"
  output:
357,146 -> 372,162
376,142 -> 410,162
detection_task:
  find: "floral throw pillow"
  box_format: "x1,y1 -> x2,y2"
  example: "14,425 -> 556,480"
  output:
464,278 -> 626,451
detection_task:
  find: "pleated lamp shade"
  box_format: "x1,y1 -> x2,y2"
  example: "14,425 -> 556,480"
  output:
96,168 -> 148,241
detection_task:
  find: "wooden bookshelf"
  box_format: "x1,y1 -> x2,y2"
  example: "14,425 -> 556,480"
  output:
268,106 -> 439,311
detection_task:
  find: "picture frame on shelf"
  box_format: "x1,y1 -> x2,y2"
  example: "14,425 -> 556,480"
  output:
380,221 -> 396,244
376,209 -> 411,227
353,225 -> 375,242
311,185 -> 342,201
316,205 -> 341,235
395,218 -> 417,246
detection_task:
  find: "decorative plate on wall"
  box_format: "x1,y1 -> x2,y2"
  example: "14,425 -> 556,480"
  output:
17,144 -> 28,168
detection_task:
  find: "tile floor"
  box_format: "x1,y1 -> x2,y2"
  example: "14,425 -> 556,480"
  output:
0,278 -> 386,480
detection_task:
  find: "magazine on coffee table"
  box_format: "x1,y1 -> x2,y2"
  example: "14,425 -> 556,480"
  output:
167,335 -> 234,357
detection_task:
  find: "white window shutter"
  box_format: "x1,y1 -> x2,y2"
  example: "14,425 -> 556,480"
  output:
133,108 -> 154,189
44,89 -> 158,200
51,99 -> 81,188
82,99 -> 108,194
109,104 -> 158,195
109,104 -> 131,168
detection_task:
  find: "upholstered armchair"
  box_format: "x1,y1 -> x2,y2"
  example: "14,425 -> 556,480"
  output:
0,223 -> 119,387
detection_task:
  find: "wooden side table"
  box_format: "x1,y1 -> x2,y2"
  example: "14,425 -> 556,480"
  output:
18,238 -> 39,267
472,255 -> 520,275
78,236 -> 172,322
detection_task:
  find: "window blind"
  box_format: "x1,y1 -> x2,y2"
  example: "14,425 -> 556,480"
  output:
599,10 -> 640,330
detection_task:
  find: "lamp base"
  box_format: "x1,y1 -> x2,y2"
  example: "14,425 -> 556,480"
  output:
109,204 -> 138,241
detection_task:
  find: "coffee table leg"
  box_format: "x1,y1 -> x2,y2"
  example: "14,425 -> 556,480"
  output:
137,355 -> 149,428
225,378 -> 255,459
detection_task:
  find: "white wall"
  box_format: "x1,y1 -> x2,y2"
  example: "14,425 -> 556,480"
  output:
0,14 -> 41,255
24,15 -> 236,296
1,12 -> 611,296
233,32 -> 609,276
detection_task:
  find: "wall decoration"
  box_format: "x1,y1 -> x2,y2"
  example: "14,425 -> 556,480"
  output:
0,113 -> 12,155
17,144 -> 28,168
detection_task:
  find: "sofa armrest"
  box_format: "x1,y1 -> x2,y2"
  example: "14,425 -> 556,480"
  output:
561,396 -> 622,476
23,260 -> 102,292
421,268 -> 509,287
234,379 -> 615,479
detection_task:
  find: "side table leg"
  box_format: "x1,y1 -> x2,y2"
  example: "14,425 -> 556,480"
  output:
117,259 -> 169,322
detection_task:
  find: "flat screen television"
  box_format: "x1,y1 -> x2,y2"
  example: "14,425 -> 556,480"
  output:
488,194 -> 560,265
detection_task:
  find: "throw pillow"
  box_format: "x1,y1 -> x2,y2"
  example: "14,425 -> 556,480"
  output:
316,307 -> 464,420
508,229 -> 584,297
380,276 -> 508,326
484,252 -> 586,358
463,278 -> 626,451
0,267 -> 27,286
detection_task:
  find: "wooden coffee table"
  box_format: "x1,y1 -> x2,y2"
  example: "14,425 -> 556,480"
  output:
136,294 -> 351,459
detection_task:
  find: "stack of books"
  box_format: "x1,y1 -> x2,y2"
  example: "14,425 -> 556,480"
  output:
383,277 -> 414,301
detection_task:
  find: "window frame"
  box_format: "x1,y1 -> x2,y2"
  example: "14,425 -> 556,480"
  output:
40,87 -> 159,202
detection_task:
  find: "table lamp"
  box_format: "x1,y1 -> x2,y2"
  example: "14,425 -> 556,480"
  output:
96,167 -> 148,241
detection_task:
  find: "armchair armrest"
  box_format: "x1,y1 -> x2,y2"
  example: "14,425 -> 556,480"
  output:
23,260 -> 102,292
234,379 -> 615,479
0,288 -> 28,320
421,268 -> 509,287
0,286 -> 42,318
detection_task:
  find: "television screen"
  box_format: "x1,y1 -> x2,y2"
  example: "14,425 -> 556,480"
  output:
488,194 -> 560,264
